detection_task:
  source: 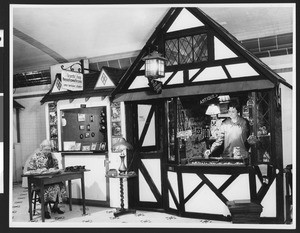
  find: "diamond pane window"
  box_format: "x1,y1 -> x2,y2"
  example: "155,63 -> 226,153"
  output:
165,39 -> 179,66
179,36 -> 193,64
256,92 -> 272,163
193,34 -> 208,62
165,33 -> 208,66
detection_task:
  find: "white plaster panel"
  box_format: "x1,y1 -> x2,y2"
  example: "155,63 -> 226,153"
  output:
167,171 -> 179,209
128,75 -> 149,89
64,155 -> 107,201
222,174 -> 250,200
138,169 -> 156,202
138,159 -> 161,202
166,71 -> 184,85
225,63 -> 259,78
260,178 -> 277,217
185,183 -> 230,215
138,104 -> 156,147
167,8 -> 204,33
214,36 -> 238,60
182,173 -> 201,199
280,83 -> 293,167
192,66 -> 227,82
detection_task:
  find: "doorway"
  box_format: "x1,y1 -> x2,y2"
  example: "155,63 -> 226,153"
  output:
126,100 -> 167,211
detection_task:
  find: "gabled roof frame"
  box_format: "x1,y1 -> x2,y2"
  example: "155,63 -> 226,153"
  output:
111,7 -> 292,99
41,66 -> 125,104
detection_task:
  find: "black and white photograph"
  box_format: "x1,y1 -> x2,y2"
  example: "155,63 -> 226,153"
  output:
2,1 -> 297,232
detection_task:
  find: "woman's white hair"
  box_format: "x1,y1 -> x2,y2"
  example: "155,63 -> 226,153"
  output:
40,139 -> 51,150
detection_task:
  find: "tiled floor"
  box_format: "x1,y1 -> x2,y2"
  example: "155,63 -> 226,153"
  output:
11,182 -> 230,228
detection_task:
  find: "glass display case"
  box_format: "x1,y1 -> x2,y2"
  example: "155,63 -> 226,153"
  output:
167,91 -> 273,166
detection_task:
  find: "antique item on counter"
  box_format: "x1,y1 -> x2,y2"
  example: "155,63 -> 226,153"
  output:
107,169 -> 118,177
79,125 -> 85,130
233,146 -> 241,158
80,134 -> 84,139
263,151 -> 270,163
247,133 -> 259,145
65,165 -> 85,172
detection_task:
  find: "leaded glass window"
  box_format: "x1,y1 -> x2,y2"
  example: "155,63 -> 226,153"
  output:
165,33 -> 208,66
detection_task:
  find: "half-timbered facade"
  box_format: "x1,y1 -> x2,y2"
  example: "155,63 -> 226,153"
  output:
111,7 -> 292,223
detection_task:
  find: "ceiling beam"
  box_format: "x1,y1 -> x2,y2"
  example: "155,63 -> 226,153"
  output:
13,27 -> 69,63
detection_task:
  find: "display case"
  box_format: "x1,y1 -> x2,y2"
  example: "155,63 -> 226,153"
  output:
60,106 -> 108,152
167,91 -> 274,167
247,91 -> 273,165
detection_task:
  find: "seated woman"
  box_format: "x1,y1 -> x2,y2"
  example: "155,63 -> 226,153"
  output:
26,139 -> 67,219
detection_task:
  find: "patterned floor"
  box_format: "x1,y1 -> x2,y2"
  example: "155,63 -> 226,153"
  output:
11,182 -> 230,228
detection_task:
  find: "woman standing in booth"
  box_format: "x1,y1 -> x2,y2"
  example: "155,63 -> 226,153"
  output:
205,101 -> 250,158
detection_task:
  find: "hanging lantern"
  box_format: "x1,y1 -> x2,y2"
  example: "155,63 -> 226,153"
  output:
142,50 -> 167,79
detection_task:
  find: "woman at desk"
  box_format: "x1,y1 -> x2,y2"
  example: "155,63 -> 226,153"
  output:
26,139 -> 67,219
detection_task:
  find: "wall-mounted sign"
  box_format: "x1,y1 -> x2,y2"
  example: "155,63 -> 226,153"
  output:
61,70 -> 83,91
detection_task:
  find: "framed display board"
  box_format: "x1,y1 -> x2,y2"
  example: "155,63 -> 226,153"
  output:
60,106 -> 107,152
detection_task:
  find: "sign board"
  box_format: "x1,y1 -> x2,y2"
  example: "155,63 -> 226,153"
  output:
61,70 -> 83,91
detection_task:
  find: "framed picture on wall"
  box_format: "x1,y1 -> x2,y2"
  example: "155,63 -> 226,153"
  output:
82,145 -> 90,151
111,102 -> 121,122
112,122 -> 122,136
91,143 -> 97,151
75,143 -> 81,151
99,142 -> 106,151
78,113 -> 86,122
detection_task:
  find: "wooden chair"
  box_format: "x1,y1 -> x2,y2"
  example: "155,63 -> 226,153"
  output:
30,188 -> 52,215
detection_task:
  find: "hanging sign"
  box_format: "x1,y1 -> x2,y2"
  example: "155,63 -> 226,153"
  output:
148,78 -> 162,94
199,94 -> 218,104
61,70 -> 84,91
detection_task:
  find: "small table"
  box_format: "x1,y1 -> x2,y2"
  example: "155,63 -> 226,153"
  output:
22,169 -> 89,222
106,172 -> 137,217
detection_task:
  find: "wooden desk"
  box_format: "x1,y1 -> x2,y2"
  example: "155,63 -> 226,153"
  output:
106,172 -> 137,217
23,169 -> 89,222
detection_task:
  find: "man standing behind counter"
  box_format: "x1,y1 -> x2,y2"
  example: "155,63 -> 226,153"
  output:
205,101 -> 250,159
